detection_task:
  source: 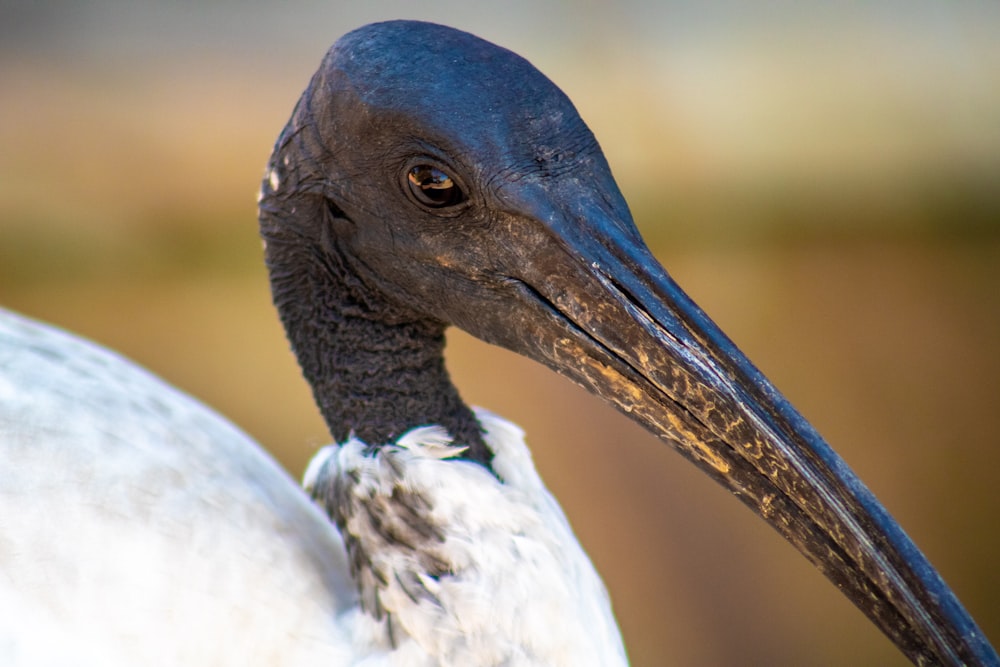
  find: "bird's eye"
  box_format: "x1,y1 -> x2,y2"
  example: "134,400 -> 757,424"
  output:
405,165 -> 466,208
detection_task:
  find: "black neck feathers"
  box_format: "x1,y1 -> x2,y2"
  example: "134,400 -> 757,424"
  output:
259,189 -> 491,466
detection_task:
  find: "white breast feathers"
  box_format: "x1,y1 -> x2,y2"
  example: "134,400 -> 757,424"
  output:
303,409 -> 629,667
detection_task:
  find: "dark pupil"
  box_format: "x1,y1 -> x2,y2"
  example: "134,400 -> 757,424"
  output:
407,165 -> 462,207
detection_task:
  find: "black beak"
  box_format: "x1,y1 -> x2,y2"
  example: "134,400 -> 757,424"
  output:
467,184 -> 997,666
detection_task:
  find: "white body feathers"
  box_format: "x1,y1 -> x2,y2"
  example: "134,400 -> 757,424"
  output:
0,309 -> 625,666
304,413 -> 627,666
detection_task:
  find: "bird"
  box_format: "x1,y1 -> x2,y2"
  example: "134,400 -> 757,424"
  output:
1,18 -> 996,667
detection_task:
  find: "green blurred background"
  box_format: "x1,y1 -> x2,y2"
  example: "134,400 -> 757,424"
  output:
2,1 -> 998,664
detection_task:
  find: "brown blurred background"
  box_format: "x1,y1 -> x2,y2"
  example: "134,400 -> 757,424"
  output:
2,1 -> 998,664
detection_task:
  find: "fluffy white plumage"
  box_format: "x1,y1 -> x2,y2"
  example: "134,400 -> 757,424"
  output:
305,412 -> 627,666
0,308 -> 356,666
0,308 -> 625,666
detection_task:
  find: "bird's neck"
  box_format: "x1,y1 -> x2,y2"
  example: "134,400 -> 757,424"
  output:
260,195 -> 489,464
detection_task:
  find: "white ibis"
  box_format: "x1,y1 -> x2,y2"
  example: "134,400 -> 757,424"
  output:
1,20 -> 996,666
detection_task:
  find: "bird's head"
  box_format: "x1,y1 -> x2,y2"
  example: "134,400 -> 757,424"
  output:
258,20 -> 996,666
260,21 -> 630,339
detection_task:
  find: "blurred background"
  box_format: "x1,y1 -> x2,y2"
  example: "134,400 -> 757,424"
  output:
2,1 -> 999,664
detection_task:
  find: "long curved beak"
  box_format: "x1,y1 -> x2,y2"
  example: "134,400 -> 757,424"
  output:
472,184 -> 998,666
